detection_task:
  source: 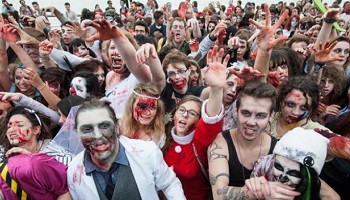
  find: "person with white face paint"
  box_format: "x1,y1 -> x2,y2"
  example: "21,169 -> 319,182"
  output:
69,71 -> 101,99
208,82 -> 300,200
67,99 -> 185,200
246,127 -> 330,200
283,14 -> 300,38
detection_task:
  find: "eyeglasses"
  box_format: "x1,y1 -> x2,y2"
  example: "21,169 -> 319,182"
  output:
176,106 -> 199,118
167,69 -> 187,78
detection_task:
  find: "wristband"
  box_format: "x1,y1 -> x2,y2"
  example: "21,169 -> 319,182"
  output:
37,84 -> 46,91
323,18 -> 337,24
39,56 -> 50,62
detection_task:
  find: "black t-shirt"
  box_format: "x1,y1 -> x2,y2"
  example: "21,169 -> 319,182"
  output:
161,82 -> 205,112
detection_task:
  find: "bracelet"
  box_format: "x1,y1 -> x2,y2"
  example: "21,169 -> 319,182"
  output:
323,18 -> 337,24
37,84 -> 46,91
39,56 -> 50,62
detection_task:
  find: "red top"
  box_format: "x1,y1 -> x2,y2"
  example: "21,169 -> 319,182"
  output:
164,118 -> 223,200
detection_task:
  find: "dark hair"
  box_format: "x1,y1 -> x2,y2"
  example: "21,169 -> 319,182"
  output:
64,2 -> 70,6
0,106 -> 52,153
277,76 -> 319,117
162,51 -> 189,74
136,2 -> 144,9
61,21 -> 75,27
236,82 -> 276,113
57,96 -> 85,117
69,38 -> 97,58
287,34 -> 310,48
40,68 -> 70,99
71,71 -> 102,98
296,165 -> 321,200
32,1 -> 38,6
320,65 -> 346,104
74,59 -> 108,92
271,47 -> 303,77
134,20 -> 149,35
75,99 -> 118,127
134,34 -> 156,47
153,10 -> 163,20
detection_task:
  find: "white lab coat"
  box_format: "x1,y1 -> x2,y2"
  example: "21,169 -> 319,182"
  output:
67,136 -> 185,200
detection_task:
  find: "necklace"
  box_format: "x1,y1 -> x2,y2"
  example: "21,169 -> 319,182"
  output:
235,130 -> 263,182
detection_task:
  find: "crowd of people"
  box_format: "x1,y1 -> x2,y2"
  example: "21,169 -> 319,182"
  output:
0,0 -> 349,199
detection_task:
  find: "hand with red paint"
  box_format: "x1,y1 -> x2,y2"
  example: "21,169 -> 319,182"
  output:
229,66 -> 266,82
314,128 -> 350,159
136,43 -> 158,64
39,39 -> 54,57
189,38 -> 199,52
178,2 -> 189,19
85,19 -> 125,42
267,71 -> 282,88
203,45 -> 230,88
0,92 -> 24,102
312,40 -> 342,63
6,147 -> 31,157
7,15 -> 39,46
317,102 -> 327,115
217,29 -> 226,46
249,4 -> 289,51
0,15 -> 18,44
210,22 -> 226,39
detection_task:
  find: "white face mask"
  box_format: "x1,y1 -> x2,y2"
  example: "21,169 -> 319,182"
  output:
70,77 -> 88,99
105,16 -> 114,22
273,155 -> 302,188
291,18 -> 298,27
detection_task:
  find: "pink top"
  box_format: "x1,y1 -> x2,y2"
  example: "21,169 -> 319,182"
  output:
0,153 -> 69,200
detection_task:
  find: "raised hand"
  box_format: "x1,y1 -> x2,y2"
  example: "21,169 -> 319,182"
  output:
249,4 -> 289,51
322,8 -> 341,21
135,43 -> 158,64
21,67 -> 44,89
85,19 -> 124,42
0,15 -> 18,43
8,16 -> 40,46
228,66 -> 265,81
39,39 -> 54,57
48,30 -> 62,49
178,2 -> 189,19
35,16 -> 50,30
189,38 -> 199,52
203,45 -> 229,88
312,40 -> 342,63
228,37 -> 240,50
66,21 -> 88,39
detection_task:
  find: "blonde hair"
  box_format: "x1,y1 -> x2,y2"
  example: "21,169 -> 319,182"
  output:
121,83 -> 165,141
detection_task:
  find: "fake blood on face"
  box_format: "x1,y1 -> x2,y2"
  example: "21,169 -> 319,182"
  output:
169,78 -> 187,90
135,97 -> 156,121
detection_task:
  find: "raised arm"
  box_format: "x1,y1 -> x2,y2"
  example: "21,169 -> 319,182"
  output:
86,19 -> 152,83
249,4 -> 289,80
0,38 -> 10,92
315,8 -> 341,49
203,45 -> 228,116
135,43 -> 165,93
21,67 -> 61,110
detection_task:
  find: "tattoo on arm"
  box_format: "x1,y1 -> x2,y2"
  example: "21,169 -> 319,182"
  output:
217,186 -> 248,200
208,142 -> 227,161
209,173 -> 230,186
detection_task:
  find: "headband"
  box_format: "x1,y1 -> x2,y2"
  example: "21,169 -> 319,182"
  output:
24,108 -> 42,127
133,90 -> 160,100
